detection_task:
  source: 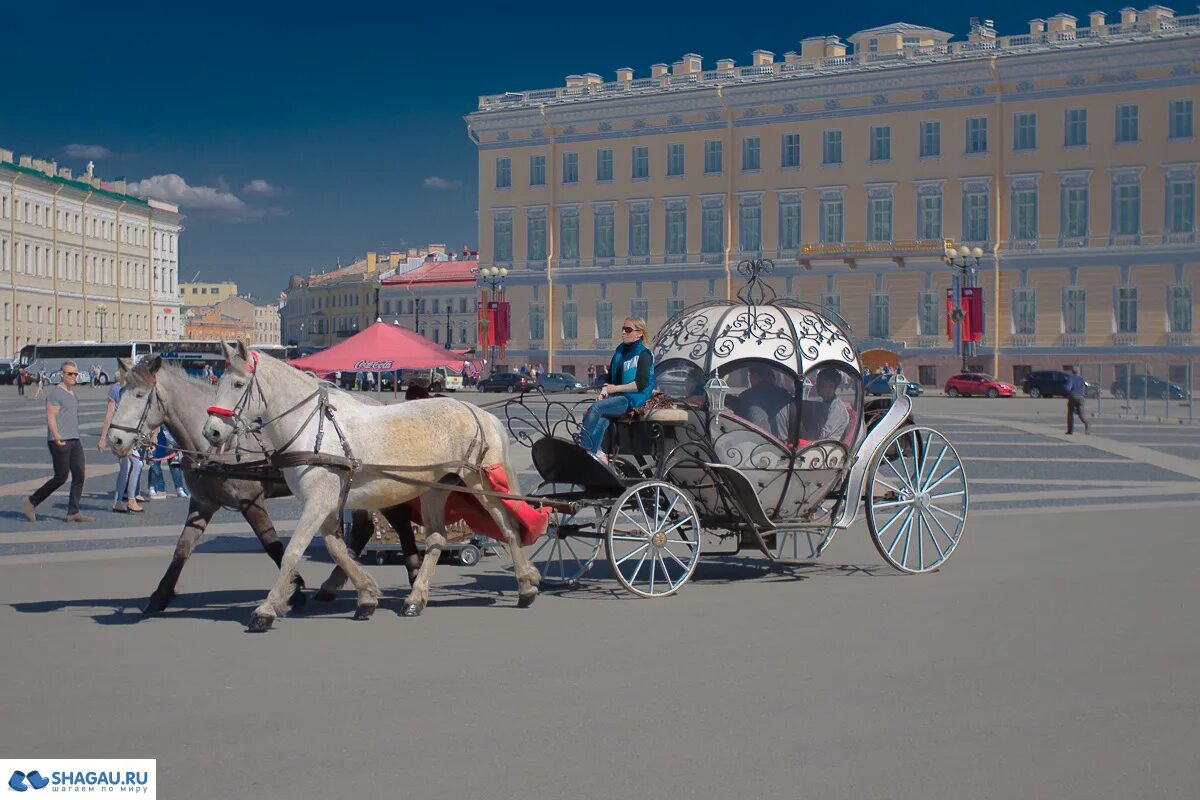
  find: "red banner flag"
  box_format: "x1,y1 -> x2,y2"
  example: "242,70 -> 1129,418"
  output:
962,287 -> 984,341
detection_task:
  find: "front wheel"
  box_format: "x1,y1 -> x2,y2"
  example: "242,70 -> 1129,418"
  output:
986,388 -> 999,398
1028,386 -> 1041,398
946,387 -> 960,397
1113,388 -> 1126,399
865,426 -> 968,574
605,481 -> 701,598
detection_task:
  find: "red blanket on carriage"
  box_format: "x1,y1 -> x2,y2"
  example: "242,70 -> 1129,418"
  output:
405,464 -> 550,547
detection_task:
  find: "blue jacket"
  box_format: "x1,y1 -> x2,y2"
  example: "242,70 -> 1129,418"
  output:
608,339 -> 655,407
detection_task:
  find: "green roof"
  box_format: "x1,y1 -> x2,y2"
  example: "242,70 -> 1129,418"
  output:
0,160 -> 149,206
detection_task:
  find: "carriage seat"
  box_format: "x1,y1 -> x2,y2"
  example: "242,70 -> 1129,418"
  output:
642,406 -> 689,424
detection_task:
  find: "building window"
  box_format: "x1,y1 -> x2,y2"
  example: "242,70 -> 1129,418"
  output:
1013,112 -> 1037,150
530,154 -> 546,186
1065,108 -> 1087,147
820,198 -> 844,243
739,205 -> 761,252
918,365 -> 937,385
1169,100 -> 1194,139
1064,187 -> 1089,238
868,196 -> 892,242
667,297 -> 685,320
562,152 -> 579,184
594,209 -> 615,259
560,215 -> 579,260
667,143 -> 685,176
704,140 -> 722,174
1013,288 -> 1036,335
1063,288 -> 1086,334
631,298 -> 649,324
596,148 -> 613,181
868,294 -> 890,338
1167,178 -> 1196,234
963,192 -> 989,242
1114,184 -> 1140,236
742,136 -> 760,171
918,193 -> 942,240
596,300 -> 613,339
493,218 -> 513,262
495,157 -> 511,188
702,206 -> 723,253
966,116 -> 988,154
1115,286 -> 1138,333
781,133 -> 801,168
1115,104 -> 1139,143
527,217 -> 547,261
822,130 -> 842,165
921,119 -> 940,157
869,126 -> 890,161
1013,190 -> 1038,240
529,303 -> 545,340
632,146 -> 649,179
820,292 -> 840,317
666,208 -> 687,256
780,201 -> 801,250
562,301 -> 578,340
629,207 -> 650,257
1169,285 -> 1192,333
918,292 -> 940,336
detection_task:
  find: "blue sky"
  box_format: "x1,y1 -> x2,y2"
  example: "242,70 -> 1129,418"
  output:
2,0 -> 1109,299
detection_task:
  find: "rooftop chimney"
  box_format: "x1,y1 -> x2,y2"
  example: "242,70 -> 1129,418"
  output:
389,251 -> 401,269
57,167 -> 72,179
751,49 -> 775,66
0,148 -> 12,164
1029,18 -> 1046,34
582,72 -> 603,85
651,63 -> 668,78
800,36 -> 827,62
1088,10 -> 1107,27
716,58 -> 735,71
616,67 -> 633,81
565,74 -> 584,89
1120,7 -> 1137,25
367,252 -> 377,273
1047,13 -> 1077,34
114,178 -> 127,194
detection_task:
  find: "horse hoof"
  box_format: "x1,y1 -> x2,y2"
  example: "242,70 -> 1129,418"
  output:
288,588 -> 308,610
141,596 -> 168,615
353,604 -> 377,621
248,613 -> 275,632
313,589 -> 338,603
517,593 -> 537,609
401,603 -> 424,617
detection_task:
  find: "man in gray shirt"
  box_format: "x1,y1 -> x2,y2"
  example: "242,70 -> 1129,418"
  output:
25,360 -> 92,522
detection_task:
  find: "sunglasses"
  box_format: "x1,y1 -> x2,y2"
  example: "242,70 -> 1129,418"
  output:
62,371 -> 78,376
621,326 -> 637,334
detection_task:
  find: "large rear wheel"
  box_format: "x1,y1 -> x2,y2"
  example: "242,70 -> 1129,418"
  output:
865,426 -> 967,574
605,481 -> 701,598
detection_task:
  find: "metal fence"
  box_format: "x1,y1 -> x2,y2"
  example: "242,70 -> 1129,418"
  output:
1073,360 -> 1195,422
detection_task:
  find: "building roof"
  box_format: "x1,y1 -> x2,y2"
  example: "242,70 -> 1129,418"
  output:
848,22 -> 952,39
1,159 -> 152,207
381,257 -> 479,289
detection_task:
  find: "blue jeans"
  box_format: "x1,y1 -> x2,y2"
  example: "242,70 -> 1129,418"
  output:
580,396 -> 632,453
114,454 -> 143,502
149,461 -> 187,493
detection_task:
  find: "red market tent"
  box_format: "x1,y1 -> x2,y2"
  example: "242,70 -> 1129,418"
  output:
289,321 -> 462,374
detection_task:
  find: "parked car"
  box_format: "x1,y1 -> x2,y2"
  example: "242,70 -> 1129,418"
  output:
537,372 -> 586,393
863,373 -> 924,397
1110,374 -> 1189,400
1021,370 -> 1101,399
944,373 -> 1017,398
0,363 -> 17,386
478,373 -> 535,393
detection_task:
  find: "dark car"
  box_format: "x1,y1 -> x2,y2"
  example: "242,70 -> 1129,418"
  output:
0,365 -> 17,386
864,373 -> 924,397
1111,374 -> 1189,400
944,373 -> 1018,398
537,372 -> 586,393
478,373 -> 535,393
1022,370 -> 1101,399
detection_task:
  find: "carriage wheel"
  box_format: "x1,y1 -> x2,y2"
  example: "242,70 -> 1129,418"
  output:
605,481 -> 701,598
765,526 -> 838,564
525,504 -> 602,587
865,426 -> 968,574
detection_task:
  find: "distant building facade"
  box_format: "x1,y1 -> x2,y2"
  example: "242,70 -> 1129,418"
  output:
2,146 -> 182,357
379,251 -> 480,349
180,281 -> 237,310
465,7 -> 1198,384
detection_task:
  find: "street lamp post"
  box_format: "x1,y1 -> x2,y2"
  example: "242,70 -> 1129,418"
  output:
445,307 -> 452,349
944,244 -> 984,373
471,266 -> 508,374
96,303 -> 108,343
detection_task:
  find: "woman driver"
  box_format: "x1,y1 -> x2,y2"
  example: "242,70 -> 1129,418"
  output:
579,317 -> 655,463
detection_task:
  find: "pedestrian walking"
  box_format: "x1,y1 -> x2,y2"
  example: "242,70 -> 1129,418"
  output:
16,366 -> 26,397
34,368 -> 48,399
24,361 -> 92,523
98,372 -> 144,512
1065,366 -> 1091,435
146,427 -> 188,499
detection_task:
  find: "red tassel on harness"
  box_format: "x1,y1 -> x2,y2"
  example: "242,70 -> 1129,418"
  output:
206,406 -> 235,417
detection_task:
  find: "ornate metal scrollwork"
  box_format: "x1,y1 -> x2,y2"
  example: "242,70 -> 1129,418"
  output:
502,388 -> 589,448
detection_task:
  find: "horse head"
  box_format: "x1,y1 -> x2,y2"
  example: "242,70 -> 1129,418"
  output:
108,357 -> 162,456
203,341 -> 262,447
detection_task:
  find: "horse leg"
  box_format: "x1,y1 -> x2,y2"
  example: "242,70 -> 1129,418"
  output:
315,509 -> 371,603
471,475 -> 541,608
248,504 -> 331,632
144,498 -> 219,615
239,494 -> 307,609
319,515 -> 382,621
381,504 -> 421,587
402,489 -> 450,617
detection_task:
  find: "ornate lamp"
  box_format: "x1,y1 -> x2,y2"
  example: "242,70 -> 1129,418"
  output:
704,371 -> 730,413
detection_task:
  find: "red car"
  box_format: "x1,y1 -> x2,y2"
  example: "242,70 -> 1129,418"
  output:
944,373 -> 1017,398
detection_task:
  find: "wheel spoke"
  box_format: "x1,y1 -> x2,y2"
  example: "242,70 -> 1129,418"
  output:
635,491 -> 652,534
883,458 -> 916,492
656,491 -> 682,534
875,501 -> 912,538
648,554 -> 656,594
927,509 -> 959,547
915,431 -> 932,487
664,547 -> 691,572
657,514 -> 695,538
614,541 -> 650,566
625,548 -> 649,584
918,446 -> 948,492
873,478 -> 904,497
886,507 -> 915,555
655,552 -> 675,587
618,509 -> 654,537
611,533 -> 651,542
914,511 -> 924,570
923,512 -> 947,560
872,499 -> 910,509
924,464 -> 962,494
929,490 -> 965,501
899,510 -> 913,565
928,504 -> 965,523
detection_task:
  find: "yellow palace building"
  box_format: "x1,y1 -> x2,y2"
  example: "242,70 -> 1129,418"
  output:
465,6 -> 1197,386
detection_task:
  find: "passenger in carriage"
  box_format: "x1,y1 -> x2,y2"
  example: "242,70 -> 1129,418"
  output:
737,363 -> 795,440
580,317 -> 655,463
798,368 -> 851,443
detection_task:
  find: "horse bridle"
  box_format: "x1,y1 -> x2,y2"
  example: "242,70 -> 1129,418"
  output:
206,351 -> 263,434
109,374 -> 162,448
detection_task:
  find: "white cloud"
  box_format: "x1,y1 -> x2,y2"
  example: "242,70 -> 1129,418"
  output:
127,174 -> 247,212
423,176 -> 461,190
64,144 -> 113,159
242,178 -> 278,196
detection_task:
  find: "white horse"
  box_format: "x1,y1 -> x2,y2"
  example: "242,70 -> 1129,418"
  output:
200,341 -> 541,631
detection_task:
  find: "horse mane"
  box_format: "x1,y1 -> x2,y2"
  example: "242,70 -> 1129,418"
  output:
133,361 -> 215,393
